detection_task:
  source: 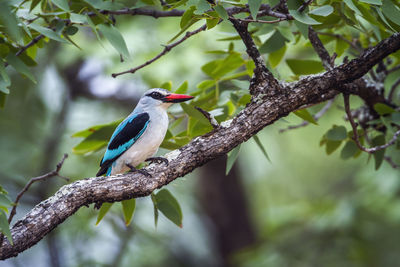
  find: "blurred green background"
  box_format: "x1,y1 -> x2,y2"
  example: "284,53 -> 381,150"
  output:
1,8 -> 400,267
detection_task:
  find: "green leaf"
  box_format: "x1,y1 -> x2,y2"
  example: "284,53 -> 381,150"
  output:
65,26 -> 78,36
72,123 -> 118,154
6,54 -> 36,83
249,0 -> 262,19
28,23 -> 68,43
326,126 -> 347,141
121,199 -> 136,226
259,31 -> 288,54
293,109 -> 318,125
268,45 -> 287,68
160,81 -> 172,90
325,140 -> 342,155
0,194 -> 12,212
52,0 -> 70,11
226,144 -> 241,175
215,5 -> 228,20
151,193 -> 159,228
374,103 -> 396,115
286,59 -> 324,75
343,0 -> 362,16
70,13 -> 87,24
371,135 -> 386,170
0,210 -> 13,244
340,140 -> 359,159
175,81 -> 188,94
359,0 -> 382,5
289,9 -> 321,25
382,0 -> 400,26
309,5 -> 334,16
98,24 -> 130,60
180,103 -> 210,125
180,6 -> 196,29
160,140 -> 182,150
253,135 -> 271,162
294,20 -> 309,37
0,92 -> 7,108
30,0 -> 41,11
0,1 -> 23,43
195,0 -> 210,14
154,189 -> 183,228
96,203 -> 113,225
392,112 -> 400,125
335,38 -> 349,57
206,17 -> 219,29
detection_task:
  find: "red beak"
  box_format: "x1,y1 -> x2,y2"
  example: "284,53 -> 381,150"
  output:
164,93 -> 194,103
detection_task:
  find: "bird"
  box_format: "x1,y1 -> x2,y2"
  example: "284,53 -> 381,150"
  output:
96,88 -> 194,177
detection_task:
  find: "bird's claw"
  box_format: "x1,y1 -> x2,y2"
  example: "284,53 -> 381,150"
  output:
145,157 -> 169,166
126,163 -> 152,177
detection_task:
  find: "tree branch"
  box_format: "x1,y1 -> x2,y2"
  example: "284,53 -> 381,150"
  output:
1,30 -> 400,262
229,18 -> 280,94
111,24 -> 207,78
343,94 -> 400,153
8,154 -> 69,225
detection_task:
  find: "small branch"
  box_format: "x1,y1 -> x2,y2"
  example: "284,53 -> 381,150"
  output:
317,32 -> 362,53
343,94 -> 400,153
308,27 -> 333,70
298,0 -> 314,13
279,98 -> 334,133
4,35 -> 45,67
99,8 -> 184,18
111,24 -> 207,78
388,77 -> 400,102
7,154 -> 69,224
195,107 -> 219,129
387,64 -> 400,74
229,18 -> 280,92
384,156 -> 399,169
237,18 -> 285,24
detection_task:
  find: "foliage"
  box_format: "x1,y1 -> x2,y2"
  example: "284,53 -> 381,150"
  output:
0,0 -> 399,264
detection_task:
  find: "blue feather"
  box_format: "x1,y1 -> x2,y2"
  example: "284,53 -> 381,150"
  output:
99,112 -> 150,174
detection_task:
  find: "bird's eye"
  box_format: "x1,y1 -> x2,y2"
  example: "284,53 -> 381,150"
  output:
151,92 -> 162,99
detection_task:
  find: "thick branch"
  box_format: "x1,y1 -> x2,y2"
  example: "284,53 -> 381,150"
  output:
229,18 -> 280,94
1,31 -> 400,261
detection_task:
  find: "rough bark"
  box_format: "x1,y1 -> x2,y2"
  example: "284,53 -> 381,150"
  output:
0,31 -> 399,260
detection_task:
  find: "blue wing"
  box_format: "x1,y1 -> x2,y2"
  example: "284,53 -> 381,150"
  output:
96,112 -> 150,176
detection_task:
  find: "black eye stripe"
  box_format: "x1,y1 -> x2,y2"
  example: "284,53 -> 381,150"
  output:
146,91 -> 164,99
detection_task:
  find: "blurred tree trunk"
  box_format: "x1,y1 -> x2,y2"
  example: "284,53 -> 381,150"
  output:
198,157 -> 256,267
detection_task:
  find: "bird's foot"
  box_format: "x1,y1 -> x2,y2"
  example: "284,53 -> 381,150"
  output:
126,163 -> 152,177
145,157 -> 169,166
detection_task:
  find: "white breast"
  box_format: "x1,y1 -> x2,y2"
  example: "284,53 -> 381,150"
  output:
111,109 -> 169,175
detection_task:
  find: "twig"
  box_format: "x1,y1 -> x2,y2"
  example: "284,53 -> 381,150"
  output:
387,64 -> 400,74
388,77 -> 400,102
298,0 -> 314,13
4,35 -> 45,67
7,154 -> 69,224
237,18 -> 285,24
99,8 -> 184,18
343,94 -> 400,153
111,24 -> 207,78
195,107 -> 219,129
308,27 -> 333,70
384,156 -> 399,169
279,98 -> 334,133
316,32 -> 362,53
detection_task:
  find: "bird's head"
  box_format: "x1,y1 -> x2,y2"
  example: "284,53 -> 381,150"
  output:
139,88 -> 194,110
